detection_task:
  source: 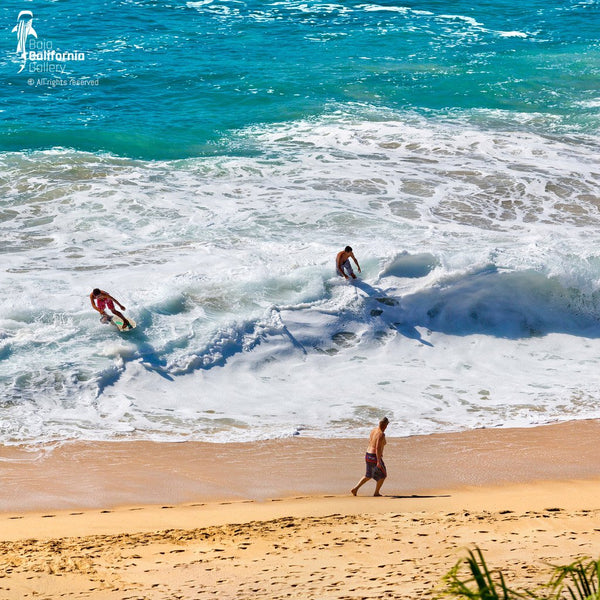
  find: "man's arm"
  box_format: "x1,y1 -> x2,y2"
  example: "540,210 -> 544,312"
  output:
106,292 -> 125,310
375,432 -> 385,465
90,293 -> 101,312
375,433 -> 386,474
350,252 -> 361,273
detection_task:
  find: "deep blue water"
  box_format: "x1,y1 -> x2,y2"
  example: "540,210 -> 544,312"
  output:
1,0 -> 599,159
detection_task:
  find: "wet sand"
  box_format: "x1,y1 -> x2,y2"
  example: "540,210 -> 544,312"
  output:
1,420 -> 600,599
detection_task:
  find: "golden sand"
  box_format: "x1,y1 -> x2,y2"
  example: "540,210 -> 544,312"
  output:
1,420 -> 600,599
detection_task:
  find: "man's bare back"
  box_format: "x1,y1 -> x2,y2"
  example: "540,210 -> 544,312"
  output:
367,426 -> 386,455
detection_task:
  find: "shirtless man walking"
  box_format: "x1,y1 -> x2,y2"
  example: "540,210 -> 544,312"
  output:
336,246 -> 361,280
90,288 -> 133,330
351,417 -> 388,497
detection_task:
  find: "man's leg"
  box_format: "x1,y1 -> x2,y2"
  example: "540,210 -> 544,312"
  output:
351,476 -> 371,496
373,476 -> 386,497
111,309 -> 132,329
343,261 -> 356,279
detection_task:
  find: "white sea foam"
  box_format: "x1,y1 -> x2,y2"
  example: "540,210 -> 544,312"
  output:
358,4 -> 410,13
498,30 -> 528,38
576,98 -> 600,108
2,110 -> 600,443
438,14 -> 484,27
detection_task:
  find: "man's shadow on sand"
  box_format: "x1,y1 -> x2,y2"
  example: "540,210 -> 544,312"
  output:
382,494 -> 451,499
351,280 -> 434,347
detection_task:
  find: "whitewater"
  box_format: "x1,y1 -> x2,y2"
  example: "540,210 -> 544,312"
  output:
1,0 -> 599,444
2,110 -> 600,443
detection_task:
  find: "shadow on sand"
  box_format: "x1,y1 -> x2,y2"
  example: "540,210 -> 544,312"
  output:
383,494 -> 452,499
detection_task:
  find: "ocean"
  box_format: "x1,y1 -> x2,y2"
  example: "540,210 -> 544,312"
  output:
1,0 -> 599,444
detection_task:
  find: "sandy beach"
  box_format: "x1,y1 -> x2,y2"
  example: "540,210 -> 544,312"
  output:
2,420 -> 600,599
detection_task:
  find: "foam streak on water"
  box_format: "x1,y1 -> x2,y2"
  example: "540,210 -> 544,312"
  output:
2,111 -> 600,443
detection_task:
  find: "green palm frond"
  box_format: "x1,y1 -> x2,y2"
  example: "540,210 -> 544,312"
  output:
549,559 -> 600,600
441,547 -> 527,600
440,547 -> 600,600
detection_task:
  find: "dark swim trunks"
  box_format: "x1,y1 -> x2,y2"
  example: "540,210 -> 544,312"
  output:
365,452 -> 386,481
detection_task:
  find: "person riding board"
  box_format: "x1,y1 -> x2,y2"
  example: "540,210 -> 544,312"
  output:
336,246 -> 361,280
90,289 -> 133,330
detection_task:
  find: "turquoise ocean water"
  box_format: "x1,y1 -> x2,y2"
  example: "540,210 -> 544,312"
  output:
2,0 -> 598,158
1,0 -> 599,443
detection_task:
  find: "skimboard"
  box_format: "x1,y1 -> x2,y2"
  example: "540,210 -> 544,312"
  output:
101,314 -> 136,331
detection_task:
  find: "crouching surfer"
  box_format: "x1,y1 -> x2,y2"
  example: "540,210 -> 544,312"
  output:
90,288 -> 133,329
336,246 -> 361,280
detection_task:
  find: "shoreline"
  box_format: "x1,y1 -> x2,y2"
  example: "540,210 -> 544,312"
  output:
1,419 -> 600,514
2,420 -> 600,599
